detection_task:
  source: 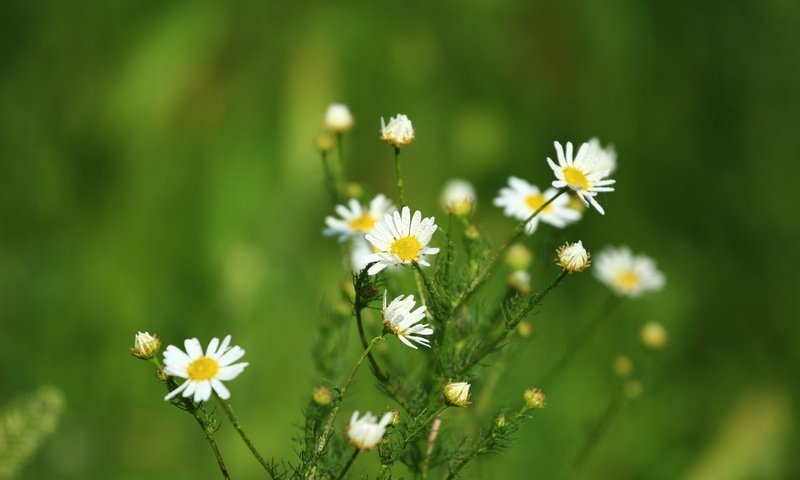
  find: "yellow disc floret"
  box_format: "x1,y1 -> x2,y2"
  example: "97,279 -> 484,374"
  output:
187,356 -> 220,381
349,214 -> 376,232
614,270 -> 641,293
390,236 -> 422,262
563,166 -> 590,191
525,193 -> 555,213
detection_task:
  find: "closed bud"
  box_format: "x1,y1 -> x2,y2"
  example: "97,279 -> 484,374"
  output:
495,414 -> 507,429
613,355 -> 633,377
344,182 -> 364,199
131,331 -> 161,360
313,386 -> 332,406
390,409 -> 401,426
624,380 -> 643,399
313,132 -> 335,153
507,270 -> 531,294
464,224 -> 480,240
443,381 -> 471,407
505,243 -> 533,271
517,321 -> 534,338
641,321 -> 667,350
556,241 -> 591,273
325,104 -> 354,132
441,179 -> 477,217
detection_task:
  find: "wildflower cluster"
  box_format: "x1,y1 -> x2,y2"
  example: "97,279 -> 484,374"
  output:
131,104 -> 669,479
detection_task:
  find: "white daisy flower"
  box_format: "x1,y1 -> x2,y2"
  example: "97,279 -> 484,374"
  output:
547,141 -> 616,215
324,103 -> 354,132
163,335 -> 248,403
324,194 -> 396,241
493,177 -> 581,234
380,114 -> 415,148
594,246 -> 665,297
382,291 -> 434,349
585,137 -> 617,174
441,179 -> 477,216
364,206 -> 439,275
350,236 -> 376,274
347,410 -> 393,450
443,381 -> 471,407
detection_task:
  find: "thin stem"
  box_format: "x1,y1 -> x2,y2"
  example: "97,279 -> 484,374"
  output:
421,405 -> 449,478
335,132 -> 347,197
336,448 -> 360,480
393,147 -> 405,205
307,335 -> 385,479
452,188 -> 567,312
190,406 -> 230,479
320,151 -> 339,203
412,263 -> 438,311
563,396 -> 623,479
458,269 -> 569,375
540,295 -> 621,388
215,396 -> 271,474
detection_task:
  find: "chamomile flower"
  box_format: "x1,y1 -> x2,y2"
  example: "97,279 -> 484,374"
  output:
443,381 -> 471,407
347,411 -> 393,450
380,114 -> 415,148
163,335 -> 248,403
547,141 -> 616,215
594,246 -> 665,297
585,137 -> 617,174
324,194 -> 395,241
382,291 -> 434,349
441,179 -> 476,217
493,177 -> 581,234
364,206 -> 439,275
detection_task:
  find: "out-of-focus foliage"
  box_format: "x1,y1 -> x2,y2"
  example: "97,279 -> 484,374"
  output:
0,1 -> 798,478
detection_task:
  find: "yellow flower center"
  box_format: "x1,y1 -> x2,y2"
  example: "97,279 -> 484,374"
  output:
563,166 -> 590,191
187,356 -> 220,381
349,214 -> 376,232
615,270 -> 641,292
525,193 -> 554,213
390,235 -> 422,262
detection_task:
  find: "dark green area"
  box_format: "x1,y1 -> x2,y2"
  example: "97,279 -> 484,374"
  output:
1,1 -> 798,478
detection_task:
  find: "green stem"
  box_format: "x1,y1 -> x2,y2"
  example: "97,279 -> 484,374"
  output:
335,132 -> 347,197
215,396 -> 272,474
452,188 -> 567,312
336,448 -> 360,480
393,147 -> 405,205
563,396 -> 623,479
539,295 -> 621,388
320,151 -> 339,203
307,335 -> 385,479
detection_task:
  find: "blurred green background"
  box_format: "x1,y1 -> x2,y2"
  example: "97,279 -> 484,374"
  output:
1,0 -> 799,478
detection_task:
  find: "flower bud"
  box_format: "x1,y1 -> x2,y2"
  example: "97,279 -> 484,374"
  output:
443,381 -> 471,407
344,182 -> 364,199
380,114 -> 415,148
613,355 -> 633,377
505,243 -> 533,271
313,132 -> 335,153
624,380 -> 643,399
641,321 -> 667,350
507,270 -> 531,294
313,386 -> 332,406
464,224 -> 480,240
495,414 -> 507,429
390,409 -> 401,426
523,387 -> 546,410
131,331 -> 161,360
325,104 -> 354,132
516,321 -> 534,338
441,179 -> 476,217
556,241 -> 591,273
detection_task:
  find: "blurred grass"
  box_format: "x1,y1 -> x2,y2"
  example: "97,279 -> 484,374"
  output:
1,0 -> 799,478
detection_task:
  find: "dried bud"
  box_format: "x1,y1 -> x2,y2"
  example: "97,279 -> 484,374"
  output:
556,241 -> 591,273
443,381 -> 471,407
523,387 -> 546,410
505,243 -> 533,271
131,331 -> 161,360
641,321 -> 667,350
313,386 -> 332,406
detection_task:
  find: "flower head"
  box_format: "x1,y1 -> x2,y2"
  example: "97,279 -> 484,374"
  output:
523,387 -> 546,410
556,241 -> 591,273
547,141 -> 616,215
494,177 -> 581,234
364,206 -> 439,275
380,114 -> 415,148
585,137 -> 617,174
382,291 -> 434,349
324,194 -> 396,241
641,321 -> 668,350
131,331 -> 161,360
441,179 -> 476,217
347,410 -> 393,450
163,335 -> 248,403
443,381 -> 471,407
594,246 -> 665,297
505,243 -> 533,271
312,386 -> 332,406
325,103 -> 354,132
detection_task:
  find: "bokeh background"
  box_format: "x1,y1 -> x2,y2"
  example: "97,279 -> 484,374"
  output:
2,1 -> 799,478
